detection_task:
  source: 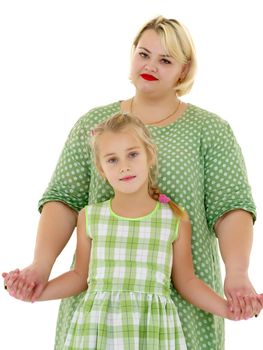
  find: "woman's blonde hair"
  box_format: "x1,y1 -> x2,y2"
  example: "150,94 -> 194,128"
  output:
131,16 -> 197,96
91,112 -> 186,219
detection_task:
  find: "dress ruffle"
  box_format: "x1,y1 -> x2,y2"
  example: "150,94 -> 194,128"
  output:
64,291 -> 187,350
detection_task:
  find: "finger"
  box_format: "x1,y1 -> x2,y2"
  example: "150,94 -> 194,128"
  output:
15,280 -> 27,299
237,295 -> 247,319
21,282 -> 36,300
2,272 -> 8,288
255,294 -> 263,315
3,271 -> 13,285
15,276 -> 31,298
243,296 -> 254,319
5,270 -> 20,290
249,295 -> 261,317
25,288 -> 37,302
31,283 -> 45,303
258,293 -> 263,306
227,292 -> 242,320
12,270 -> 32,294
225,292 -> 235,312
7,269 -> 20,286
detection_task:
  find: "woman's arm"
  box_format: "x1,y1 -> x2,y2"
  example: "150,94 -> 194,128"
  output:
3,201 -> 78,301
172,218 -> 234,319
34,201 -> 78,273
3,115 -> 93,300
215,209 -> 261,318
38,208 -> 91,301
216,209 -> 253,275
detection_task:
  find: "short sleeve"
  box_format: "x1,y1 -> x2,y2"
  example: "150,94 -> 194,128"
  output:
38,116 -> 91,212
202,116 -> 256,234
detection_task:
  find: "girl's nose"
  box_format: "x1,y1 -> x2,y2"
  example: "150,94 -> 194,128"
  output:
120,166 -> 131,173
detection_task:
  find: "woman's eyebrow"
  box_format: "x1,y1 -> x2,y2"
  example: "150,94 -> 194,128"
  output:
138,46 -> 172,58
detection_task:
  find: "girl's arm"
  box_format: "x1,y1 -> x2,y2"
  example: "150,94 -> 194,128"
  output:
37,208 -> 91,301
172,216 -> 234,319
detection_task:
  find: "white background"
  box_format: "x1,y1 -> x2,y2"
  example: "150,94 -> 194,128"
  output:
0,1 -> 262,349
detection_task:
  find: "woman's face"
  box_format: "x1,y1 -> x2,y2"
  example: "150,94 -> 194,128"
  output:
130,29 -> 185,96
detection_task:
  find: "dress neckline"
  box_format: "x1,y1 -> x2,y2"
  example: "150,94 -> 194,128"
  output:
109,199 -> 160,221
119,101 -> 191,129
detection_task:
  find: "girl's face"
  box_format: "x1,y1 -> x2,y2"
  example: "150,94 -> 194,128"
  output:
97,130 -> 153,196
130,29 -> 186,95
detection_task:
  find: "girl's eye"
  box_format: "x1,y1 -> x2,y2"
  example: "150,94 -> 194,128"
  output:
107,157 -> 118,164
129,152 -> 139,158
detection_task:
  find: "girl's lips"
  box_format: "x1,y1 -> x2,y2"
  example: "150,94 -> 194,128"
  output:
140,73 -> 158,81
119,176 -> 136,182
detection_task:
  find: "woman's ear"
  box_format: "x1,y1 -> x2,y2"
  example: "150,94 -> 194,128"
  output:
180,62 -> 191,81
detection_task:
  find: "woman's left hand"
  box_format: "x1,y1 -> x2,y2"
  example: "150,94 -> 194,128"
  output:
224,271 -> 262,320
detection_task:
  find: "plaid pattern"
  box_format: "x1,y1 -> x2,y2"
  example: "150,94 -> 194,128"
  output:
64,200 -> 186,349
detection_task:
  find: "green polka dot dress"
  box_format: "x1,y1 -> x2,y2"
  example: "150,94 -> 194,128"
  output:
64,200 -> 187,349
39,102 -> 256,350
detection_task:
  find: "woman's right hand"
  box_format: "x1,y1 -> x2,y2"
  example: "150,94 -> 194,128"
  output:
2,263 -> 49,302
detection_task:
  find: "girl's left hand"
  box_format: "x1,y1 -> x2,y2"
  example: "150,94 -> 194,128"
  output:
224,271 -> 261,319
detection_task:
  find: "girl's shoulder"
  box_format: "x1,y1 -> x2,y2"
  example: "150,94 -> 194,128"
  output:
85,200 -> 111,214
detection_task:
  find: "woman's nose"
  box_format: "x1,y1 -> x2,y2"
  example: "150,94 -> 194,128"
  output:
144,61 -> 158,73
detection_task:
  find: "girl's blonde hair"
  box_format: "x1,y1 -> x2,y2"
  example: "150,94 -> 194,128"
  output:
131,15 -> 197,96
91,112 -> 186,219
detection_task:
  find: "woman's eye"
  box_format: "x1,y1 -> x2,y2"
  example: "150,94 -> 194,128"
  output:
161,58 -> 172,64
139,52 -> 148,58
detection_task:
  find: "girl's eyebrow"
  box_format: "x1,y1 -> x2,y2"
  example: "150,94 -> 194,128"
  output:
103,146 -> 140,158
138,46 -> 172,58
103,153 -> 116,158
126,146 -> 141,152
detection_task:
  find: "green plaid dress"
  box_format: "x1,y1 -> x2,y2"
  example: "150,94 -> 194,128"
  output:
64,200 -> 187,349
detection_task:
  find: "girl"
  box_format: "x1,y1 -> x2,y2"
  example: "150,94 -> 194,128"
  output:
9,113 -> 261,349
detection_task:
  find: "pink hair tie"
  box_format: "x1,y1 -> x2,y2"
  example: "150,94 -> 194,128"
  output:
159,194 -> 170,204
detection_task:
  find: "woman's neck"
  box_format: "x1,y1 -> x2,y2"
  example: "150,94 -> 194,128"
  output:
123,92 -> 185,126
135,90 -> 177,104
111,191 -> 157,218
135,91 -> 177,112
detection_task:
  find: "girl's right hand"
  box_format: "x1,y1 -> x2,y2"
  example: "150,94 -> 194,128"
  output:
2,263 -> 49,302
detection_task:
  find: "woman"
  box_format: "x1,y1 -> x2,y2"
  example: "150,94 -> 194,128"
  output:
4,16 -> 259,349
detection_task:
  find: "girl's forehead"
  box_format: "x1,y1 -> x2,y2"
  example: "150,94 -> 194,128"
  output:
99,129 -> 140,142
97,130 -> 145,150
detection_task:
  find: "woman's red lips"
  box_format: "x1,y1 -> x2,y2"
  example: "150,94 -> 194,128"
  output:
140,74 -> 158,81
